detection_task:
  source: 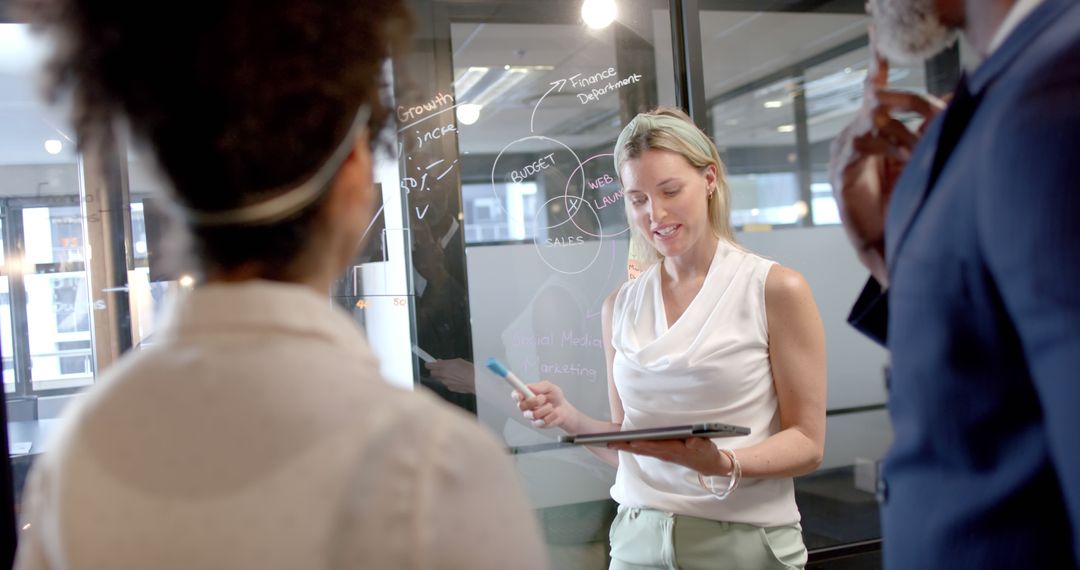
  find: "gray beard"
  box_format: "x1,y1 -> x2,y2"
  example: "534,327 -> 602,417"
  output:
868,0 -> 959,64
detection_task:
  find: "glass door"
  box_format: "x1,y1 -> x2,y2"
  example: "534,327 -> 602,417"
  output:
10,203 -> 96,395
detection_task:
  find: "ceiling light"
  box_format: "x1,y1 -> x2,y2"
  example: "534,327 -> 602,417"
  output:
44,139 -> 62,154
763,100 -> 783,109
178,274 -> 195,288
471,67 -> 530,107
453,66 -> 490,99
581,0 -> 617,30
777,124 -> 795,133
456,104 -> 483,125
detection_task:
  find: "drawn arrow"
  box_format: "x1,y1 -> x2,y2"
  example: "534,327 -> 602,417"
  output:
530,77 -> 569,134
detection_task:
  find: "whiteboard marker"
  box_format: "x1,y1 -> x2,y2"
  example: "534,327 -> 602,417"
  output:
485,358 -> 537,399
412,344 -> 436,364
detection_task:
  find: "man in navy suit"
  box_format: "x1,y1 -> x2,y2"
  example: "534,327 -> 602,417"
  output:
830,0 -> 1080,567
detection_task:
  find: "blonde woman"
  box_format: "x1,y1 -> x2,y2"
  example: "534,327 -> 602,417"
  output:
518,107 -> 826,569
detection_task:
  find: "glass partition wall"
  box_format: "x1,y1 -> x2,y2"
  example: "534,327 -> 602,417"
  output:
395,0 -> 955,566
407,3 -> 677,567
2,2 -> 963,567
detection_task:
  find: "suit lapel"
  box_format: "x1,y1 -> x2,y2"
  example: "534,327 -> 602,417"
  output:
884,96 -> 954,271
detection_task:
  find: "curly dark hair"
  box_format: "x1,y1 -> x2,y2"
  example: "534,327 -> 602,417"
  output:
18,0 -> 412,279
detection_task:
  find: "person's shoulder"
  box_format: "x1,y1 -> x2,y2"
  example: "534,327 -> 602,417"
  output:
23,346 -> 169,471
380,388 -> 506,453
993,16 -> 1080,115
764,264 -> 813,308
977,33 -> 1080,189
62,342 -> 172,414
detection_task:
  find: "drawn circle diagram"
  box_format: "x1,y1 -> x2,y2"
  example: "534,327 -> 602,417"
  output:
563,152 -> 628,238
490,136 -> 585,216
533,195 -> 603,275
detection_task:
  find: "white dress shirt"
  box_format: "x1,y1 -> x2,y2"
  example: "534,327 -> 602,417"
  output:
14,280 -> 546,570
988,0 -> 1045,54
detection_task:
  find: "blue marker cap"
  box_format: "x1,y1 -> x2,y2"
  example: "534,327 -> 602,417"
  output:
485,357 -> 536,398
486,357 -> 510,377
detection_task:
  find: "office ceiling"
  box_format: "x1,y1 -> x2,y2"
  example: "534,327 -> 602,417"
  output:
1,8 -> 929,172
451,9 -> 927,155
0,24 -> 78,169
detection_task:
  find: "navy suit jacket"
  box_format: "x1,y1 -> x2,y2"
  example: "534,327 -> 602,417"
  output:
849,0 -> 1080,567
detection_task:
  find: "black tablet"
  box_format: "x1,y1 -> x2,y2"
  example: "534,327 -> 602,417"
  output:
558,422 -> 750,446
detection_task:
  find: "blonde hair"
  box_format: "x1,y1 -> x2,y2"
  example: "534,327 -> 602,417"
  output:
614,106 -> 735,266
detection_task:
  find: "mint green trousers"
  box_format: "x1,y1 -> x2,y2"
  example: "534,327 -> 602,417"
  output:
608,506 -> 807,570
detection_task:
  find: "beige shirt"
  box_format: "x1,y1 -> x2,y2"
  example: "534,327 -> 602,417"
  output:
14,281 -> 546,570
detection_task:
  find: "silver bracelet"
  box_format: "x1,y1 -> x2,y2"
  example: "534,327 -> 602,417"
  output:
697,448 -> 741,500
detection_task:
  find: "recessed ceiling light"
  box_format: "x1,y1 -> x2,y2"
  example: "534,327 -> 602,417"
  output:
777,124 -> 795,133
471,68 -> 530,107
763,100 -> 783,108
44,139 -> 62,154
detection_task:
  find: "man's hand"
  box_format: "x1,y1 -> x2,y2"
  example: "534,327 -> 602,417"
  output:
425,358 -> 475,394
829,49 -> 945,287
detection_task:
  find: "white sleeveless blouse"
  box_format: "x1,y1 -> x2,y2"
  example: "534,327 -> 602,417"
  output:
610,240 -> 799,527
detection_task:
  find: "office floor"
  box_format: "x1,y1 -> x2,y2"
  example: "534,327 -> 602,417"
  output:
808,551 -> 883,570
795,467 -> 881,550
537,467 -> 885,569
